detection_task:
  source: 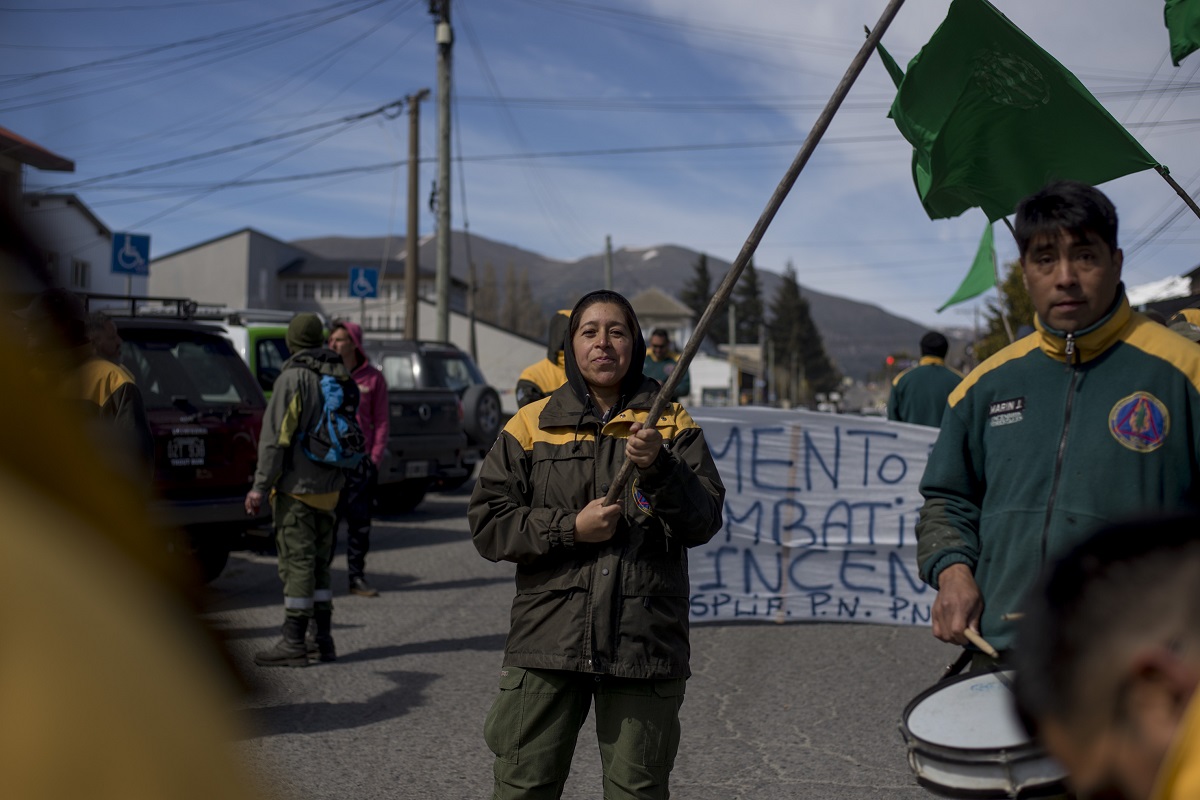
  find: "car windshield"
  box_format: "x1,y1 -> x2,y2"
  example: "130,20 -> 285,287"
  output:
422,352 -> 485,392
120,329 -> 266,410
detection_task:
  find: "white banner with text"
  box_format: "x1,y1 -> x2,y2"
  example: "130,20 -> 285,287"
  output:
688,407 -> 939,626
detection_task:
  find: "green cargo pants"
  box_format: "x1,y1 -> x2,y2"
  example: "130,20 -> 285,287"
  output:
483,666 -> 686,800
272,493 -> 335,618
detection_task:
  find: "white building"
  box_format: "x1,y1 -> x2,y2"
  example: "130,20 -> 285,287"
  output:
22,193 -> 148,298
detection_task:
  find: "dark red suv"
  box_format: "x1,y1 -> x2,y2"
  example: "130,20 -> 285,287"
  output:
112,314 -> 269,581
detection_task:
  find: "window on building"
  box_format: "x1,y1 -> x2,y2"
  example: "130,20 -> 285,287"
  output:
319,281 -> 334,299
284,283 -> 299,300
44,251 -> 59,282
70,259 -> 90,289
302,282 -> 315,299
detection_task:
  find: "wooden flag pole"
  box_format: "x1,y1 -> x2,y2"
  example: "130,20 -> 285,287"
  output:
1156,166 -> 1200,222
603,0 -> 909,507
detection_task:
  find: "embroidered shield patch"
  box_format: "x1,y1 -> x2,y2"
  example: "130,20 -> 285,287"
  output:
631,477 -> 653,516
1108,392 -> 1169,453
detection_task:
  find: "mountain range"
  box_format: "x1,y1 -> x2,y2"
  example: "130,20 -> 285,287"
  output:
293,230 -> 931,380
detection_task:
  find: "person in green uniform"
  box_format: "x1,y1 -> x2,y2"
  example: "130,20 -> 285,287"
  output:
886,331 -> 962,427
917,180 -> 1200,664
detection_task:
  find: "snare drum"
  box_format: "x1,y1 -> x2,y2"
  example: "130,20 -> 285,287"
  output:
900,670 -> 1067,798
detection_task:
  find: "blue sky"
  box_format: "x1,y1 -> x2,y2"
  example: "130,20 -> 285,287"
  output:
5,0 -> 1199,328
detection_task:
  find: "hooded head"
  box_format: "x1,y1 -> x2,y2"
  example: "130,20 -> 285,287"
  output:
563,289 -> 646,408
329,319 -> 366,363
546,309 -> 571,362
286,312 -> 325,354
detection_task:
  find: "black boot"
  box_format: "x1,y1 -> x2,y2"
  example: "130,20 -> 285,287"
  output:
309,609 -> 336,662
255,616 -> 309,668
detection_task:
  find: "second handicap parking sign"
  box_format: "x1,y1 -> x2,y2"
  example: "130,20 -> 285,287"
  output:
348,267 -> 379,298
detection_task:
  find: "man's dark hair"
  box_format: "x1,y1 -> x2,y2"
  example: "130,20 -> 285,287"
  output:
650,328 -> 670,343
1012,514 -> 1200,736
86,311 -> 113,339
1014,180 -> 1119,259
919,331 -> 948,358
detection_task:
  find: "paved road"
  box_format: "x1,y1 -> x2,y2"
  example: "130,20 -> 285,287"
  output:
203,485 -> 954,800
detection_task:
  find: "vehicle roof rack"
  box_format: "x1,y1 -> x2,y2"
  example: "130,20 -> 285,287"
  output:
79,292 -> 201,320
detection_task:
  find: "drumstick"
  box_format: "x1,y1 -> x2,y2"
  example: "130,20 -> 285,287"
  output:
1001,612 -> 1024,621
963,628 -> 1001,659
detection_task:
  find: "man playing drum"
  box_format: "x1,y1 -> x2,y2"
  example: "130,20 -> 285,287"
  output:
915,180 -> 1200,664
1013,515 -> 1200,800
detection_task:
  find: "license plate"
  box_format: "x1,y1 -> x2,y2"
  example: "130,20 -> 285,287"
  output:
404,460 -> 430,478
168,436 -> 206,467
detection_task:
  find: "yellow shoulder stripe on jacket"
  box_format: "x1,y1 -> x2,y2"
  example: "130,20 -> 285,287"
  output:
1122,314 -> 1200,396
948,336 -> 1041,408
502,401 -> 701,450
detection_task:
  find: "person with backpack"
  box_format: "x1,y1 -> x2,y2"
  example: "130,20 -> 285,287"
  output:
326,319 -> 389,597
245,313 -> 363,667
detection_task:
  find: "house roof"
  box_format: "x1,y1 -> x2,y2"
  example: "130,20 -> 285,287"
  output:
24,193 -> 109,237
629,286 -> 693,319
0,127 -> 74,172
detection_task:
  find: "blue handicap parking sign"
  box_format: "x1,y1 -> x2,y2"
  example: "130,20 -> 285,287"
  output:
111,232 -> 150,276
348,267 -> 379,298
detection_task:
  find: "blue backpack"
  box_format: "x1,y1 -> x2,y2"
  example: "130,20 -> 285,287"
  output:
302,372 -> 366,470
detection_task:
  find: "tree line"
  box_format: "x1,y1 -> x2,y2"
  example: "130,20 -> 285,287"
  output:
679,253 -> 841,405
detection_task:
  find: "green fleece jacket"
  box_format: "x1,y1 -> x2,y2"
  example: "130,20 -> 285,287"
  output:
887,356 -> 962,428
917,292 -> 1200,650
251,349 -> 351,498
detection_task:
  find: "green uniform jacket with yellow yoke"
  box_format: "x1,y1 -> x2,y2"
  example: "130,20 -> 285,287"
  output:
251,348 -> 350,498
917,292 -> 1200,650
886,356 -> 962,427
469,376 -> 726,679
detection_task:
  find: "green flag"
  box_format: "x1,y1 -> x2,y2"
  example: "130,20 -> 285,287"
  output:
889,0 -> 1160,222
1166,0 -> 1200,66
939,223 -> 996,312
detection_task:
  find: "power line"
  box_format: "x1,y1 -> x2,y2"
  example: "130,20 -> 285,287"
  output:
42,99 -> 404,191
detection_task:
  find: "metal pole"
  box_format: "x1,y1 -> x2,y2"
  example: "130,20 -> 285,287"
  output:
728,302 -> 738,406
405,89 -> 430,340
604,235 -> 613,291
602,0 -> 908,506
433,0 -> 453,342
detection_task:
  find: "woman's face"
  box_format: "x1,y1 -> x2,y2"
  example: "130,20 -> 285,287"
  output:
572,302 -> 633,392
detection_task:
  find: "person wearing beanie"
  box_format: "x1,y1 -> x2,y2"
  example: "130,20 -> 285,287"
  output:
326,319 -> 389,597
886,330 -> 962,428
246,312 -> 357,667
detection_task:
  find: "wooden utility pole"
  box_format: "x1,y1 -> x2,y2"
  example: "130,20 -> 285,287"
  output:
404,88 -> 430,340
432,0 -> 453,342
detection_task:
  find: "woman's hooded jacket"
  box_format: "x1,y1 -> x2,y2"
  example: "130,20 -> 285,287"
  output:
468,290 -> 725,679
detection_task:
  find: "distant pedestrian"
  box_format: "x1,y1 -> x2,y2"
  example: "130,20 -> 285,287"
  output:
643,327 -> 690,402
470,289 -> 725,799
327,320 -> 388,598
21,289 -> 153,484
886,331 -> 962,427
515,309 -> 570,407
86,311 -> 123,362
246,313 -> 356,667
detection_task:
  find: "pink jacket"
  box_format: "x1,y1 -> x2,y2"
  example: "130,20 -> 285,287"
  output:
337,321 -> 390,466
